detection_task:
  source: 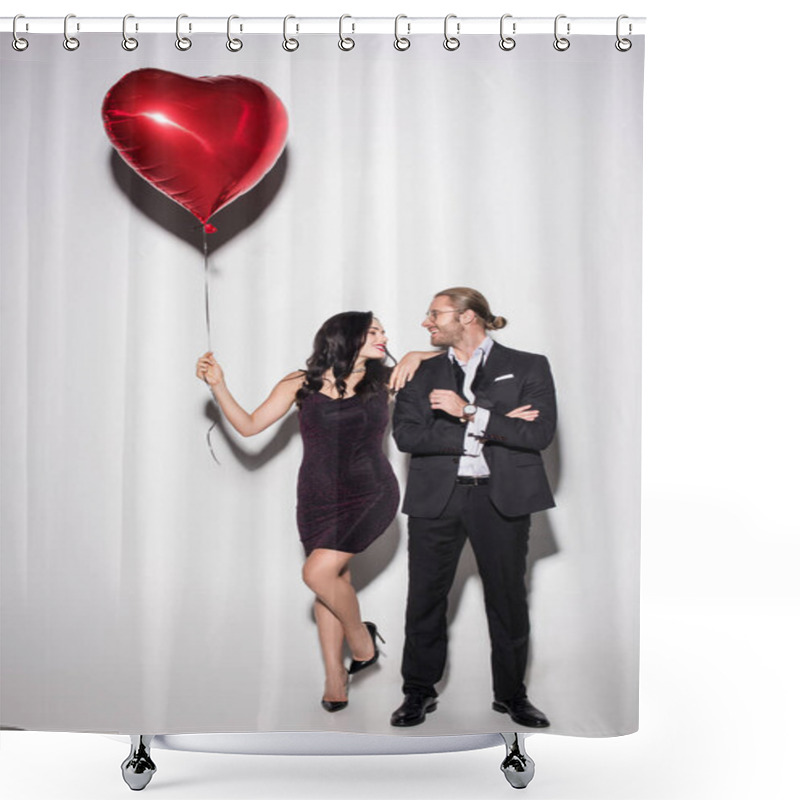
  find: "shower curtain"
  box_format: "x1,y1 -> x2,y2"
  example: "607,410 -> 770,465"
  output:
1,28 -> 644,737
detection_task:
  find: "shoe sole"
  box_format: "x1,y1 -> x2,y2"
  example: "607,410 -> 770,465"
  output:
492,702 -> 550,728
390,701 -> 438,727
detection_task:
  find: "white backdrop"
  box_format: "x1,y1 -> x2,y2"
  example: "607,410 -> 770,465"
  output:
1,22 -> 642,737
1,1 -> 799,799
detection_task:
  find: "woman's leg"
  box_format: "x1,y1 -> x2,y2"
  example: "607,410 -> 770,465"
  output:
303,549 -> 375,663
314,569 -> 350,701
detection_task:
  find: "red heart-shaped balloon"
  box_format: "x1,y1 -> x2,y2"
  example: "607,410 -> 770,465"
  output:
102,68 -> 288,231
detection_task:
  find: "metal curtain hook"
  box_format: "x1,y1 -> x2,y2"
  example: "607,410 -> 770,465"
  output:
12,14 -> 29,51
226,15 -> 242,51
394,14 -> 410,51
443,13 -> 460,51
338,14 -> 355,51
63,13 -> 80,51
615,14 -> 632,51
176,14 -> 192,50
122,14 -> 138,51
499,13 -> 516,51
553,14 -> 570,51
282,15 -> 299,51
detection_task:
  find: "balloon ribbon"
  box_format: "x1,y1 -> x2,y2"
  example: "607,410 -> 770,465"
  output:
203,227 -> 221,465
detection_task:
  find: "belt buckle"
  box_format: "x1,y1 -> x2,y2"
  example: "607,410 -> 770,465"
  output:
458,475 -> 488,486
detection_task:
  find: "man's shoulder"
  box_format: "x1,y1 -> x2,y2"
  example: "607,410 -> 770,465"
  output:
491,342 -> 550,367
396,351 -> 447,394
413,351 -> 448,377
419,351 -> 448,368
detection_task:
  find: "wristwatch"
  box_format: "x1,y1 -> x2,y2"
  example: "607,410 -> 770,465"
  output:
460,403 -> 478,423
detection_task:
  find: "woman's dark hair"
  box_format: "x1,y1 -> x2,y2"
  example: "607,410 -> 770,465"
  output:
295,311 -> 394,405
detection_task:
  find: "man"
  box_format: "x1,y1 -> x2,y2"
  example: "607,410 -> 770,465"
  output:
390,287 -> 557,728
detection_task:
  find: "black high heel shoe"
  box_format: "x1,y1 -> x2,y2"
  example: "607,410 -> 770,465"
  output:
321,673 -> 350,713
348,621 -> 385,675
321,697 -> 348,713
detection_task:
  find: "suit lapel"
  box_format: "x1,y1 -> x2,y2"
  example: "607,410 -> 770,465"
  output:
431,351 -> 459,391
473,342 -> 513,394
427,343 -> 513,396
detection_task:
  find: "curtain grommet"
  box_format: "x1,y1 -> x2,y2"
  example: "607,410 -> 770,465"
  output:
338,14 -> 355,51
553,14 -> 570,52
615,15 -> 632,51
121,14 -> 138,51
394,14 -> 411,51
499,14 -> 516,51
63,14 -> 80,51
12,14 -> 29,51
175,14 -> 192,51
443,14 -> 460,51
226,15 -> 243,52
282,15 -> 299,52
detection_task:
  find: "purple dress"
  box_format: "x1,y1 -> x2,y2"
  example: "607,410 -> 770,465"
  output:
296,390 -> 400,556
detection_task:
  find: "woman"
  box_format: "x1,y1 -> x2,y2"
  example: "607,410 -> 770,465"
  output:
196,312 -> 425,712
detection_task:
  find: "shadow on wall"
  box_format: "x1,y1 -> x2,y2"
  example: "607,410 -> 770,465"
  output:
202,400 -> 403,595
204,399 -> 299,472
108,147 -> 289,254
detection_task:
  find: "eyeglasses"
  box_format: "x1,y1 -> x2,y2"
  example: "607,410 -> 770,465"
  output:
425,309 -> 460,321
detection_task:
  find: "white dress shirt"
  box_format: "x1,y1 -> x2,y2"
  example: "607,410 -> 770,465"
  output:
449,337 -> 493,478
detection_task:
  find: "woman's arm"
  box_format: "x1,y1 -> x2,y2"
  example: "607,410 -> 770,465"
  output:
196,352 -> 304,437
389,350 -> 444,391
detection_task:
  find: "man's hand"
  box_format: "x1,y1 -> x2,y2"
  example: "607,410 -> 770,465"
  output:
429,389 -> 468,418
505,405 -> 540,422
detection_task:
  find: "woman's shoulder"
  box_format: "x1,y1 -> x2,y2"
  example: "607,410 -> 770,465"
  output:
272,370 -> 306,396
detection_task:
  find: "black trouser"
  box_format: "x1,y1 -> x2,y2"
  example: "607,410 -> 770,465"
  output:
401,483 -> 531,703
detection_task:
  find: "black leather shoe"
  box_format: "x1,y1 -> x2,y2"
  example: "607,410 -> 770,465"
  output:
492,697 -> 550,728
348,622 -> 385,675
390,693 -> 437,727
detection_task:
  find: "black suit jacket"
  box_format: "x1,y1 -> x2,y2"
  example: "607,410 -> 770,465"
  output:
393,342 -> 557,518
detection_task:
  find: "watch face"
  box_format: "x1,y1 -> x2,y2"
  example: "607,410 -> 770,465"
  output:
464,404 -> 477,416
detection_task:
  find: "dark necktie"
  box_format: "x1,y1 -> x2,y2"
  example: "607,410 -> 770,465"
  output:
451,358 -> 465,394
451,357 -> 485,397
471,361 -> 485,393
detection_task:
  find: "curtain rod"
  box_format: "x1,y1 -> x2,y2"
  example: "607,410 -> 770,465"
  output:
1,16 -> 646,36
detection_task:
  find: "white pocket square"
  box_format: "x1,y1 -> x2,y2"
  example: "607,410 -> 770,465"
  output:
494,373 -> 514,382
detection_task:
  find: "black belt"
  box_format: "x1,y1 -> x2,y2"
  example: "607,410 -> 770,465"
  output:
455,475 -> 490,485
